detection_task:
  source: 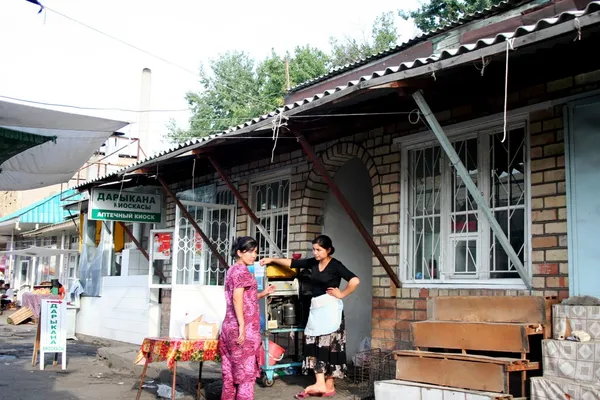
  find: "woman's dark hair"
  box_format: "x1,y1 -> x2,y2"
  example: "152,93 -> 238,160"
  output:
312,235 -> 335,255
231,236 -> 258,258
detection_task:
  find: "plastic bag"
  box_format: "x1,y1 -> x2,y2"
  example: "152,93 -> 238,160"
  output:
353,336 -> 371,367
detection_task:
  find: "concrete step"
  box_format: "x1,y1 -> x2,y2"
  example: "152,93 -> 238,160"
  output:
374,379 -> 515,400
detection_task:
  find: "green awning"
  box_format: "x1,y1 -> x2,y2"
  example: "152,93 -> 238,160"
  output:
0,127 -> 56,166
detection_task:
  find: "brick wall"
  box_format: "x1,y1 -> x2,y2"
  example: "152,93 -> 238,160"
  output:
529,106 -> 569,301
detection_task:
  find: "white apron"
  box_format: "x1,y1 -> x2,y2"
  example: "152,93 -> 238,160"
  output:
304,293 -> 344,337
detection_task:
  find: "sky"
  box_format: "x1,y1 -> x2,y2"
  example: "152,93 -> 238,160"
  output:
0,0 -> 421,155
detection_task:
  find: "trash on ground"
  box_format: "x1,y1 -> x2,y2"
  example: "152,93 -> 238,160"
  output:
157,383 -> 184,399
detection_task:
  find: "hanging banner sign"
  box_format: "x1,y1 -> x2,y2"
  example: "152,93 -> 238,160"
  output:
39,299 -> 67,370
88,188 -> 163,224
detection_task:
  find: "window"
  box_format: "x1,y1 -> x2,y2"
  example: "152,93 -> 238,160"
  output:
250,177 -> 290,259
173,186 -> 236,286
401,126 -> 528,284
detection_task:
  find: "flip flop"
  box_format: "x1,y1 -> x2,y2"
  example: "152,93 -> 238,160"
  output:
321,392 -> 336,397
294,391 -> 324,399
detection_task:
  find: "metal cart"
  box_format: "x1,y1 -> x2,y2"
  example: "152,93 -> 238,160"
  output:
254,265 -> 306,387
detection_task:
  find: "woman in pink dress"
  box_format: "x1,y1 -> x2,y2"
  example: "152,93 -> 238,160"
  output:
220,236 -> 275,400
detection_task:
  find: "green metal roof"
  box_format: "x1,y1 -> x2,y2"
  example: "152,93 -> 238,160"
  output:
0,189 -> 82,224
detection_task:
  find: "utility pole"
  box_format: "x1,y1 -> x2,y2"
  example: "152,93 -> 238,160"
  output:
285,57 -> 291,91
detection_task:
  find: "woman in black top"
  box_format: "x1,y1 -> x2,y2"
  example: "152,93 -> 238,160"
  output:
260,235 -> 360,398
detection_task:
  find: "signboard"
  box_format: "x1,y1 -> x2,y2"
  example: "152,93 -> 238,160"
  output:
152,232 -> 172,260
39,299 -> 67,370
88,188 -> 163,223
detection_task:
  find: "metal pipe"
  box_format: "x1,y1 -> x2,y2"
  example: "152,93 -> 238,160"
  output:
289,129 -> 401,288
207,156 -> 284,258
412,90 -> 531,289
157,176 -> 229,270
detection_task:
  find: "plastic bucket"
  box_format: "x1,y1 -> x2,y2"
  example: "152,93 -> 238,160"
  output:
259,340 -> 285,366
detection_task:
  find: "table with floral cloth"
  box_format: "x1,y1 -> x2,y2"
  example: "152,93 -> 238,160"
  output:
134,337 -> 220,400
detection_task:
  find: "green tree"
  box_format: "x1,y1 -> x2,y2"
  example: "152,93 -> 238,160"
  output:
329,11 -> 398,67
400,0 -> 504,33
169,46 -> 330,142
167,51 -> 267,141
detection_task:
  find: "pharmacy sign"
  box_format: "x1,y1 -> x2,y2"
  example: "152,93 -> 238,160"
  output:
89,188 -> 163,223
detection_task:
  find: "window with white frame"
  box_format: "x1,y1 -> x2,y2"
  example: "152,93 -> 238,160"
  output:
400,125 -> 528,284
250,176 -> 290,259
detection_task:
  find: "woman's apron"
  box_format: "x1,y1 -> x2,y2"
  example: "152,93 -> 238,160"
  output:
304,293 -> 344,337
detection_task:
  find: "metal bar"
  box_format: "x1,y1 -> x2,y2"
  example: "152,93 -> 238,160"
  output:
207,156 -> 284,258
412,90 -> 531,289
290,129 -> 401,288
157,176 -> 229,271
118,222 -> 149,261
119,221 -> 167,283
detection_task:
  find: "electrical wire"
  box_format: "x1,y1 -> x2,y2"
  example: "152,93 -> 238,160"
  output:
43,6 -> 277,111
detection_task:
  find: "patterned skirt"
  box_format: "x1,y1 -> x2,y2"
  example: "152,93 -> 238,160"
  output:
302,314 -> 347,379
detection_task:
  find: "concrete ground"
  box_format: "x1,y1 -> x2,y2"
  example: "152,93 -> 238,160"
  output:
0,311 -> 367,399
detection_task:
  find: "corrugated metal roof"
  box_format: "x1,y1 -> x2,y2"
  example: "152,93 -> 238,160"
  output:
0,189 -> 83,224
289,0 -> 531,93
75,1 -> 600,189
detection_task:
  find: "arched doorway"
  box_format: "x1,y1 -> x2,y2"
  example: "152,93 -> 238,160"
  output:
323,157 -> 373,364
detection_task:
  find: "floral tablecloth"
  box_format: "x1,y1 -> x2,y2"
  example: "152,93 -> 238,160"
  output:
134,337 -> 220,370
22,293 -> 61,318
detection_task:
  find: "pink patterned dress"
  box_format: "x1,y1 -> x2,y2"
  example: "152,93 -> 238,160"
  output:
219,263 -> 261,400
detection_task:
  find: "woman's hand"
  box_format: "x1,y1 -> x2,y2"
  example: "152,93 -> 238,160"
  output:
258,285 -> 277,299
259,258 -> 273,266
265,285 -> 276,295
326,287 -> 344,299
237,324 -> 245,345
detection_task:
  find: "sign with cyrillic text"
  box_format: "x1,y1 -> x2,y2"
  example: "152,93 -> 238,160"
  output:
40,299 -> 67,370
89,188 -> 163,223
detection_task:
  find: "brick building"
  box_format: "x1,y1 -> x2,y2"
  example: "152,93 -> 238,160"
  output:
72,0 -> 600,360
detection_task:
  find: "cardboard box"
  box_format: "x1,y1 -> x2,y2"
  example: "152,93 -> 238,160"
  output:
184,317 -> 219,340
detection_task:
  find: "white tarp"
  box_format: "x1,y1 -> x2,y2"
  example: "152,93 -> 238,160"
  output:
0,100 -> 128,190
0,246 -> 79,257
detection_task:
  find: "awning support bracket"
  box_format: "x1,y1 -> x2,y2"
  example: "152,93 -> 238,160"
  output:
412,90 -> 532,289
207,156 -> 285,258
289,128 -> 402,289
157,176 -> 229,271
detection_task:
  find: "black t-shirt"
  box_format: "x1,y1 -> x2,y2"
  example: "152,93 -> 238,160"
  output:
291,257 -> 357,297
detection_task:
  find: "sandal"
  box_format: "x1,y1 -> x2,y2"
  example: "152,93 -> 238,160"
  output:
321,392 -> 336,397
294,392 -> 311,399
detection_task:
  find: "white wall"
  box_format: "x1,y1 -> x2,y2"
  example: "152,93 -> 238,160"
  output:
76,275 -> 150,345
323,157 -> 374,364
